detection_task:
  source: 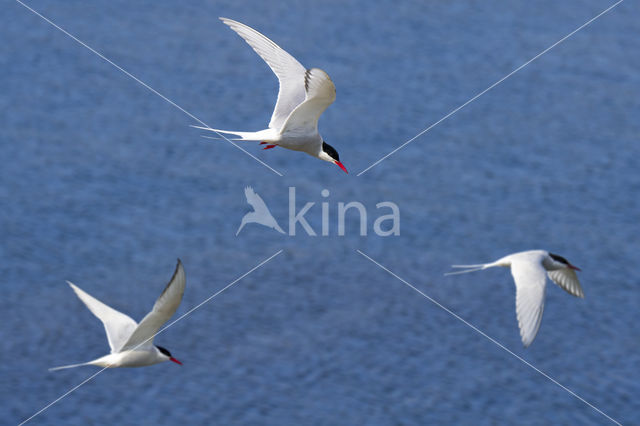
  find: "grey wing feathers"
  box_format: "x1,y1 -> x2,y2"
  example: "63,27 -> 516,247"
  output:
547,269 -> 584,298
303,68 -> 336,103
66,281 -> 138,353
219,17 -> 307,131
280,68 -> 336,135
152,259 -> 186,313
510,261 -> 547,347
120,260 -> 186,351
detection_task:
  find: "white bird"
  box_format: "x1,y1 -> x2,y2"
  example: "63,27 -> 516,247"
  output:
50,260 -> 186,370
446,250 -> 584,347
192,17 -> 347,173
236,186 -> 285,235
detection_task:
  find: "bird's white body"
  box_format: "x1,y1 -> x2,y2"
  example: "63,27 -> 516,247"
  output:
54,347 -> 170,370
51,260 -> 186,370
207,126 -> 324,157
447,250 -> 584,347
193,18 -> 346,172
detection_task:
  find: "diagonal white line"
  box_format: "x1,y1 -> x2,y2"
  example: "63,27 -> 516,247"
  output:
15,0 -> 283,177
356,249 -> 622,425
357,0 -> 624,176
19,249 -> 283,425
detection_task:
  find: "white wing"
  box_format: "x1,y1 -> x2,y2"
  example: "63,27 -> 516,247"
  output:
280,68 -> 336,136
120,260 -> 186,351
547,269 -> 584,298
510,259 -> 547,347
220,17 -> 307,131
67,281 -> 138,353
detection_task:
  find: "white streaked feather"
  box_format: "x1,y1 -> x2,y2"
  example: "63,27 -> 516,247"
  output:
281,68 -> 336,136
190,125 -> 278,141
66,281 -> 138,353
120,260 -> 186,351
49,361 -> 91,372
547,269 -> 584,298
220,17 -> 307,131
510,259 -> 547,347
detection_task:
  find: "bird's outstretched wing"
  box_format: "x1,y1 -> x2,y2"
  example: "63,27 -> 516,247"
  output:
547,269 -> 584,298
244,186 -> 269,214
280,68 -> 336,137
510,259 -> 547,347
66,282 -> 138,353
120,260 -> 186,351
220,17 -> 307,131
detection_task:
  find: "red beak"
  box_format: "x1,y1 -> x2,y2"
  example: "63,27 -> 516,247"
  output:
335,161 -> 348,174
170,357 -> 182,365
569,264 -> 581,271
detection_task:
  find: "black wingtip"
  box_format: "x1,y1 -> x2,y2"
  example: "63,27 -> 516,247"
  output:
174,259 -> 184,277
304,69 -> 311,92
169,259 -> 184,284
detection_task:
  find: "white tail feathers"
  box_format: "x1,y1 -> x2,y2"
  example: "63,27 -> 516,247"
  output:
190,125 -> 276,141
49,361 -> 90,372
444,264 -> 489,276
200,135 -> 238,141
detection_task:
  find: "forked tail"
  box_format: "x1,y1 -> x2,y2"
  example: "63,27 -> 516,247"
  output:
444,264 -> 489,276
190,125 -> 276,141
49,361 -> 91,372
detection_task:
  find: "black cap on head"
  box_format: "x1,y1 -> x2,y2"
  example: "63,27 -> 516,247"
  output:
322,141 -> 340,162
156,345 -> 172,357
549,253 -> 570,265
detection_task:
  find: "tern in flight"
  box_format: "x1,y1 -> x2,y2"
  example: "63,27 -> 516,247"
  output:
193,18 -> 347,173
236,186 -> 285,235
447,250 -> 584,347
50,260 -> 186,370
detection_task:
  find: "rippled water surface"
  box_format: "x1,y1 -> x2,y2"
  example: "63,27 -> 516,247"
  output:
2,1 -> 639,425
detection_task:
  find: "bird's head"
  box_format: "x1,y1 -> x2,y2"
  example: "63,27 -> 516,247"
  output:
156,345 -> 182,365
319,141 -> 347,174
549,252 -> 581,271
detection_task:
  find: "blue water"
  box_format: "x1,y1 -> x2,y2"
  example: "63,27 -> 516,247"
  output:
2,0 -> 639,424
